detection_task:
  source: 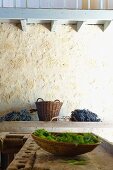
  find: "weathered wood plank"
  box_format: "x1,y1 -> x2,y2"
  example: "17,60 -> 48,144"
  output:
33,146 -> 113,170
7,138 -> 113,170
7,137 -> 38,170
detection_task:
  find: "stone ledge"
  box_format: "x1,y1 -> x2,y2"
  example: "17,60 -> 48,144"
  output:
0,121 -> 113,133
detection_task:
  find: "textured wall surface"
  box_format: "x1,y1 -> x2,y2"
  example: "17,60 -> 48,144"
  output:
0,23 -> 113,121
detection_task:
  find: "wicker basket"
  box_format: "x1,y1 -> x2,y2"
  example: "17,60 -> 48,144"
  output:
32,133 -> 101,156
35,98 -> 63,121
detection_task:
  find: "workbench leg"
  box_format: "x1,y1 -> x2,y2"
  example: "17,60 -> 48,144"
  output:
1,153 -> 9,170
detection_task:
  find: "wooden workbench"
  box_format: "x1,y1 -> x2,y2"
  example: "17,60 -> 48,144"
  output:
7,136 -> 113,170
0,133 -> 30,170
0,122 -> 113,169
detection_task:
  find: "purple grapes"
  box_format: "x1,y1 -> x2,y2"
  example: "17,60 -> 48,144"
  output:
71,109 -> 101,122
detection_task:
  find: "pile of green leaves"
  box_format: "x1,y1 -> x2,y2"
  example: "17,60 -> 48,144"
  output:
33,129 -> 100,144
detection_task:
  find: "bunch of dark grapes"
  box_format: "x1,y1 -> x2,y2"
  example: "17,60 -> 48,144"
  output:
0,109 -> 31,122
71,109 -> 101,122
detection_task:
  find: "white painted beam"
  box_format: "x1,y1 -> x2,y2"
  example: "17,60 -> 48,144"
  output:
103,20 -> 112,31
51,20 -> 58,32
0,8 -> 113,33
76,21 -> 84,32
21,19 -> 27,31
0,9 -> 113,21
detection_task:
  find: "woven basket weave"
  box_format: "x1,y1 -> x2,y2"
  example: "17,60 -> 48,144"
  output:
32,133 -> 100,156
35,98 -> 63,121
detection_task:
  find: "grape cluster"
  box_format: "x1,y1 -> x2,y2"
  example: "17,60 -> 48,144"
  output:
71,109 -> 101,122
0,109 -> 31,122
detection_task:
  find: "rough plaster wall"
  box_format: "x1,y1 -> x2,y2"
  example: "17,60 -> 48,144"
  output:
0,23 -> 113,121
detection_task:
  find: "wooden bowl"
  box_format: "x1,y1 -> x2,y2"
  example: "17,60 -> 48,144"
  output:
31,133 -> 101,156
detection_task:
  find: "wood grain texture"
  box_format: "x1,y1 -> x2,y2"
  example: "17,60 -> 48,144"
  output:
7,138 -> 113,170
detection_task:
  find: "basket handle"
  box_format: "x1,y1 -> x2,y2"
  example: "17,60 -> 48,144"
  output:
54,100 -> 60,103
51,116 -> 59,121
30,109 -> 37,113
51,116 -> 70,121
37,98 -> 44,102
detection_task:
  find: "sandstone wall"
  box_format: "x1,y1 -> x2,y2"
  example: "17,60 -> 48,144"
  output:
0,23 -> 113,121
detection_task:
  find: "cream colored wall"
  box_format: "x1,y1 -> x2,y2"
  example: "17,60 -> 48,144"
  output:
0,23 -> 113,121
